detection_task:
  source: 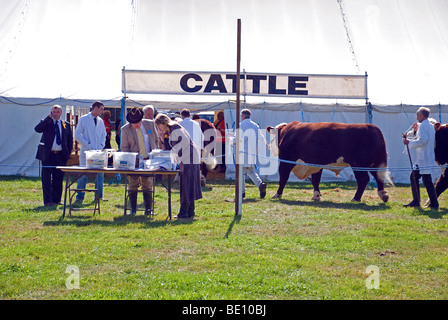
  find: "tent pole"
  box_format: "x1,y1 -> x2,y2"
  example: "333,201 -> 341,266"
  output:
235,19 -> 242,216
120,66 -> 127,151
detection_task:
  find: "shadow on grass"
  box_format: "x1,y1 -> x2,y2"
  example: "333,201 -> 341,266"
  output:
224,214 -> 241,238
276,199 -> 391,211
42,213 -> 194,228
411,207 -> 448,219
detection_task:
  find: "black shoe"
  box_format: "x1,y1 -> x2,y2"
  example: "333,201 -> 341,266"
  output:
259,182 -> 267,199
72,199 -> 83,208
404,201 -> 420,208
176,202 -> 190,219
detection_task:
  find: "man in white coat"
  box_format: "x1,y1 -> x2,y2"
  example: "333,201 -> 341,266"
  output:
403,107 -> 439,209
239,109 -> 267,199
179,109 -> 203,152
73,101 -> 107,205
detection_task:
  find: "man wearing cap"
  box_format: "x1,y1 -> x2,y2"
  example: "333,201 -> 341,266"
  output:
121,107 -> 159,215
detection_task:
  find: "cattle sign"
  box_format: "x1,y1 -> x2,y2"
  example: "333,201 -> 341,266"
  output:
122,69 -> 368,100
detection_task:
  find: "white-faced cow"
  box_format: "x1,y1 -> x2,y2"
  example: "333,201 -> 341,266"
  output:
194,118 -> 219,186
266,121 -> 390,202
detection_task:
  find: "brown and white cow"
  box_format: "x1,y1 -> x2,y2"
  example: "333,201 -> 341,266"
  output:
194,118 -> 219,186
266,121 -> 390,202
433,123 -> 448,199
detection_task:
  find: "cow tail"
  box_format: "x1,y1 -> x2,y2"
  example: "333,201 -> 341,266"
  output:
374,127 -> 394,186
203,148 -> 218,170
377,165 -> 394,186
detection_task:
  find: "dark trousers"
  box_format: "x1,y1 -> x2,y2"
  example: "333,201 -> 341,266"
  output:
410,170 -> 439,208
41,152 -> 65,204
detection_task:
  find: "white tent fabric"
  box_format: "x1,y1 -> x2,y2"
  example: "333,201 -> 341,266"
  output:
0,0 -> 448,104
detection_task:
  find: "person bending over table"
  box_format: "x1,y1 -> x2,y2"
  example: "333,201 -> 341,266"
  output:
155,113 -> 202,219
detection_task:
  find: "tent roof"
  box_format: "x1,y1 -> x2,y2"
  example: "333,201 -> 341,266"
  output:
1,0 -> 447,104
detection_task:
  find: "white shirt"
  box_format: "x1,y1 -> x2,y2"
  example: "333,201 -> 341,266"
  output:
75,112 -> 106,164
408,118 -> 437,175
179,117 -> 204,150
51,119 -> 63,151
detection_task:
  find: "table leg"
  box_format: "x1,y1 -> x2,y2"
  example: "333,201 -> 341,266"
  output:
123,174 -> 127,216
168,175 -> 172,220
62,173 -> 70,219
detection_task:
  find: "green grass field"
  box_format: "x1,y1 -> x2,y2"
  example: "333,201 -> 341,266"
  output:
0,174 -> 447,300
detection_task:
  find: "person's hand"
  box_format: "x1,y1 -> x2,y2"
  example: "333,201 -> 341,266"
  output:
412,122 -> 419,132
403,137 -> 409,145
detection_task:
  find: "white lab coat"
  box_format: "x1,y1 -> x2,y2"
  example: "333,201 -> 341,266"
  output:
240,118 -> 260,167
75,112 -> 107,165
408,118 -> 437,175
179,117 -> 204,150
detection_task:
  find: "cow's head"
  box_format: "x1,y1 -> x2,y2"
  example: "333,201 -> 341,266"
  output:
434,122 -> 448,165
266,123 -> 287,156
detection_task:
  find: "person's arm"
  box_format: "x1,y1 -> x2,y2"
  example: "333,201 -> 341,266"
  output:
408,122 -> 430,148
34,115 -> 52,133
74,117 -> 90,147
120,126 -> 130,152
67,122 -> 74,153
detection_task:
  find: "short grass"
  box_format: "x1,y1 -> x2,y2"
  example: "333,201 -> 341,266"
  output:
0,174 -> 447,300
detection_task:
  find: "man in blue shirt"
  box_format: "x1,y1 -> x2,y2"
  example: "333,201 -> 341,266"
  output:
240,109 -> 267,198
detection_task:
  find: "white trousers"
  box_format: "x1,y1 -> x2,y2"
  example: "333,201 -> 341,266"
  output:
243,165 -> 262,192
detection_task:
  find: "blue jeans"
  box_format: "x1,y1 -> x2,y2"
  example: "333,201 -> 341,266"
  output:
76,173 -> 104,200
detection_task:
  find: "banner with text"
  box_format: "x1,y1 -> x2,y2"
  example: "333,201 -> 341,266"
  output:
122,70 -> 367,99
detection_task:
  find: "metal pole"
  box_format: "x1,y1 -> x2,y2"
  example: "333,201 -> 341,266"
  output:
402,130 -> 419,201
235,19 -> 242,216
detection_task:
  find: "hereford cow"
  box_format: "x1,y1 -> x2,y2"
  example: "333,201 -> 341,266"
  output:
266,121 -> 390,202
433,123 -> 448,199
194,118 -> 219,185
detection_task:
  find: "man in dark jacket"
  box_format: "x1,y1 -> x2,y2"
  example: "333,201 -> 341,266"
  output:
34,105 -> 73,206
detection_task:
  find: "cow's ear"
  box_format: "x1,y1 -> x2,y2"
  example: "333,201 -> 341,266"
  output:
435,122 -> 441,131
266,126 -> 273,133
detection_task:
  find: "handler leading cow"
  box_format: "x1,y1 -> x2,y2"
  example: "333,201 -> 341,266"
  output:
266,121 -> 390,203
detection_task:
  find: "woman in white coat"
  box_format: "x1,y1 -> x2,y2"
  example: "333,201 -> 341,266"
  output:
403,107 -> 439,209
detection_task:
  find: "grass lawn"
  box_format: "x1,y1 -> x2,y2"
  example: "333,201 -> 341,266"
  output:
0,173 -> 447,300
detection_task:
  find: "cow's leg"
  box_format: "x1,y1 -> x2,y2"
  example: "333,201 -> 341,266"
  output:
272,162 -> 295,199
352,170 -> 369,202
435,173 -> 448,198
370,170 -> 389,202
310,170 -> 323,201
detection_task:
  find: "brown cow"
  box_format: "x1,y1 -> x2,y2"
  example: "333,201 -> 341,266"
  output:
432,123 -> 448,200
266,121 -> 390,202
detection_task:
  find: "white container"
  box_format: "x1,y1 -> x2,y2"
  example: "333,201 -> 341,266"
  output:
85,150 -> 107,169
113,152 -> 138,170
148,149 -> 176,170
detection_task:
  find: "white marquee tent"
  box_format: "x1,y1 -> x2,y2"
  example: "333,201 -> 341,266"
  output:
1,0 -> 448,184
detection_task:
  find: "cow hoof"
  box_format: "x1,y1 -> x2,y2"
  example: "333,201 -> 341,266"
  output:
378,190 -> 389,203
272,193 -> 282,199
351,198 -> 361,202
311,191 -> 321,201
